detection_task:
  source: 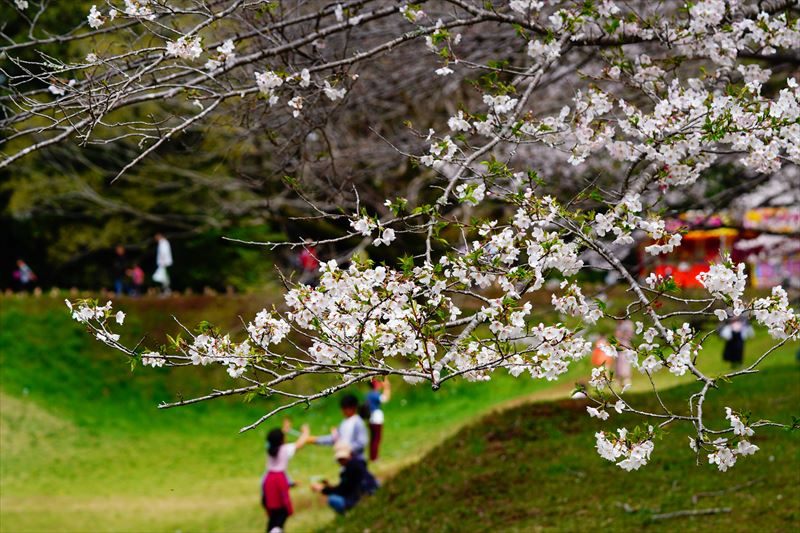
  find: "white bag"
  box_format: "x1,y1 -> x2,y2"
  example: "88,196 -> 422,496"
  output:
153,266 -> 168,284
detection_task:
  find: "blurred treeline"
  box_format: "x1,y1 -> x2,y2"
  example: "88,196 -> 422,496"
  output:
0,1 -> 431,291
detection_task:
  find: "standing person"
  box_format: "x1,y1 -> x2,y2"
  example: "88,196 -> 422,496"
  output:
13,259 -> 37,292
153,233 -> 173,295
298,240 -> 319,286
309,394 -> 368,460
127,264 -> 145,296
310,443 -> 368,515
112,245 -> 128,296
365,378 -> 391,461
614,321 -> 634,387
262,421 -> 310,533
720,315 -> 754,368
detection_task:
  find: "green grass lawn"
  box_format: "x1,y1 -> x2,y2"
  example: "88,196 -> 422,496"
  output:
341,364 -> 800,533
0,294 -> 797,532
0,295 -> 579,532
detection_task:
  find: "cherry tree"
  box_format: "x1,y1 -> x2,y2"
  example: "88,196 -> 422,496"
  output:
4,0 -> 800,472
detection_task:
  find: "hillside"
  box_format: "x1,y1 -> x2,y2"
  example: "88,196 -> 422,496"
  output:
339,364 -> 800,532
0,295 -> 576,532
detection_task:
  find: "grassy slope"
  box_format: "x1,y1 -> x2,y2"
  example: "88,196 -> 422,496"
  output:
341,363 -> 800,533
1,295 -> 797,532
1,295 -> 582,532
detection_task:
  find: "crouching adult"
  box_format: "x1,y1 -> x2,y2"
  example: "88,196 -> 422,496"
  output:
311,443 -> 367,514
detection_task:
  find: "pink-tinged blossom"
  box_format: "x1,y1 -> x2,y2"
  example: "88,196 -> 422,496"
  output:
166,36 -> 203,60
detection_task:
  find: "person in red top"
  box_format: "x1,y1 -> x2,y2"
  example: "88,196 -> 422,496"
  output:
298,240 -> 320,285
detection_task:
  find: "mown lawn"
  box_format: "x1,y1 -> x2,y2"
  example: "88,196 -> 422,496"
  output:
1,294 -> 797,532
1,295 -> 584,532
340,363 -> 800,532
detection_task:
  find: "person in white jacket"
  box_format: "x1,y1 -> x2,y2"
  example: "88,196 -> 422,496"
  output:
154,233 -> 173,294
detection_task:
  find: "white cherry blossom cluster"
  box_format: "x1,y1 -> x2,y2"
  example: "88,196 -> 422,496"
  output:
166,36 -> 203,61
420,136 -> 458,168
141,351 -> 165,368
255,71 -> 283,105
698,408 -> 759,472
664,323 -> 697,377
706,438 -> 759,472
752,286 -> 799,340
246,310 -> 291,350
283,260 -> 459,369
455,182 -> 486,207
399,4 -> 425,23
322,81 -> 347,101
595,427 -> 655,471
551,282 -> 603,324
205,40 -> 236,71
509,0 -> 543,15
696,255 -> 747,313
124,0 -> 155,20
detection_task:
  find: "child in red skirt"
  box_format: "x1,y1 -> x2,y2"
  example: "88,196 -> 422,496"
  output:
262,421 -> 309,532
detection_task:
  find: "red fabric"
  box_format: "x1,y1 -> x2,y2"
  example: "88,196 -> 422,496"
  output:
299,248 -> 319,271
369,423 -> 383,461
263,471 -> 293,515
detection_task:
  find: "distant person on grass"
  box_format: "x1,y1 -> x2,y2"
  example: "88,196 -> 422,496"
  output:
127,264 -> 145,296
13,259 -> 37,292
112,245 -> 128,296
719,315 -> 754,368
310,443 -> 368,515
261,420 -> 310,533
309,394 -> 368,460
298,240 -> 319,286
365,378 -> 391,461
614,320 -> 634,387
153,233 -> 173,295
309,394 -> 379,494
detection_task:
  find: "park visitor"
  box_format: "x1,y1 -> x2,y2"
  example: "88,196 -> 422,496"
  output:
298,240 -> 320,285
153,233 -> 173,295
12,259 -> 37,292
365,378 -> 391,461
112,245 -> 128,296
310,394 -> 368,460
310,443 -> 368,515
261,421 -> 310,533
127,264 -> 145,296
720,315 -> 754,368
614,320 -> 634,387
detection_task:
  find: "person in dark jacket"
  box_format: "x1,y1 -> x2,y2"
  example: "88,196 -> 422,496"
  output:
112,246 -> 128,296
720,315 -> 754,368
311,443 -> 367,514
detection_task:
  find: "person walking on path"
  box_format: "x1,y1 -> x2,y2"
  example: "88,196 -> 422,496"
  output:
153,233 -> 173,295
310,443 -> 368,515
365,378 -> 391,461
261,421 -> 310,533
112,245 -> 128,296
